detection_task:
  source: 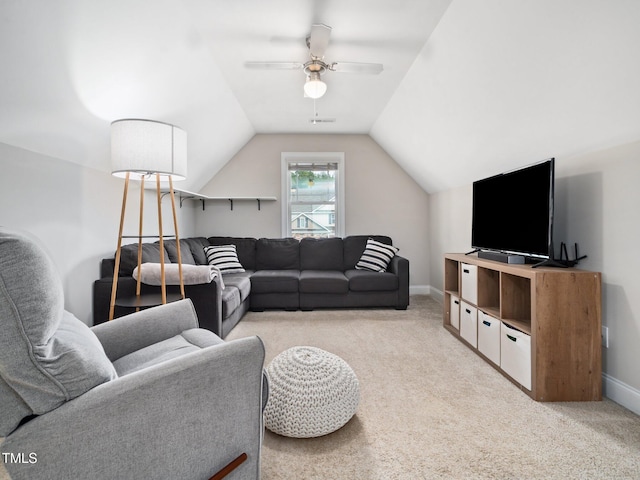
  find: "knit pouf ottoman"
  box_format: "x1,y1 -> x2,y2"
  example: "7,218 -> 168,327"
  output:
264,346 -> 360,438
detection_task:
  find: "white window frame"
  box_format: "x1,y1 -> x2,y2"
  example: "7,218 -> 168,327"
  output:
281,152 -> 345,238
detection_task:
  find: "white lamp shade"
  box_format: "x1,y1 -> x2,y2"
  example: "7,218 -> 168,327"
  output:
111,119 -> 187,180
304,75 -> 327,99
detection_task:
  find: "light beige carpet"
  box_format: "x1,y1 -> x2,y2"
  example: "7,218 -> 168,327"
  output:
227,295 -> 640,480
2,296 -> 639,479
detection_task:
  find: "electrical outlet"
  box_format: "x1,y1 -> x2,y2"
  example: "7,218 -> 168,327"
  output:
602,326 -> 609,348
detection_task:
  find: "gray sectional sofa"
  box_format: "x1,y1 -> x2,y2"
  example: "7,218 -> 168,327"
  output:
93,235 -> 409,338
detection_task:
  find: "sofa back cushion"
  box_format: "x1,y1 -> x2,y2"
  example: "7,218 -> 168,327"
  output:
164,239 -> 196,265
343,235 -> 394,270
256,238 -> 300,270
183,237 -> 210,265
208,237 -> 257,270
300,237 -> 344,271
119,242 -> 171,276
0,229 -> 117,436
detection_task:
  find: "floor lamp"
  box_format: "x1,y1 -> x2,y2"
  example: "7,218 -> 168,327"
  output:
108,119 -> 187,321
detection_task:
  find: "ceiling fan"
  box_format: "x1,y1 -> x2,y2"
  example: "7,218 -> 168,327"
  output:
245,24 -> 384,99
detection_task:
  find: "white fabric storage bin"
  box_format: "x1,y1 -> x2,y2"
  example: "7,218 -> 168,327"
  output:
460,263 -> 478,305
500,322 -> 532,390
459,301 -> 477,348
450,295 -> 460,330
477,311 -> 500,365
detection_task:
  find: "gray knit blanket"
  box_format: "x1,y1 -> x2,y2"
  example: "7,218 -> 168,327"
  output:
133,262 -> 223,287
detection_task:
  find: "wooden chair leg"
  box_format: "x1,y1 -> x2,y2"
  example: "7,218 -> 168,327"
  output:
209,452 -> 247,480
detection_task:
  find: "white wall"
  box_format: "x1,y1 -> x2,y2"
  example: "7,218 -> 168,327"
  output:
372,0 -> 640,194
428,141 -> 640,413
196,134 -> 431,290
0,142 -> 197,324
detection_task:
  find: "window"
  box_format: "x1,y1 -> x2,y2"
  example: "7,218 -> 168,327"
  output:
281,152 -> 345,239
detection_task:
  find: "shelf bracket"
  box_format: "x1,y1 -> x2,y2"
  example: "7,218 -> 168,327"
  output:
228,199 -> 234,210
177,192 -> 193,208
162,191 -> 190,209
257,199 -> 261,210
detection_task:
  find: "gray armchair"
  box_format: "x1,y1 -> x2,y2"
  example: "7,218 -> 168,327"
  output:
0,228 -> 266,480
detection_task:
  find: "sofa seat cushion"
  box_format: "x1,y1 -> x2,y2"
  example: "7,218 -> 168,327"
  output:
222,286 -> 242,319
345,269 -> 399,292
112,328 -> 223,376
222,272 -> 253,302
299,270 -> 349,294
251,270 -> 300,293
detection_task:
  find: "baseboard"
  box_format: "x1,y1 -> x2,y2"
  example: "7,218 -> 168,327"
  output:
410,285 -> 431,296
427,286 -> 444,303
603,373 -> 640,416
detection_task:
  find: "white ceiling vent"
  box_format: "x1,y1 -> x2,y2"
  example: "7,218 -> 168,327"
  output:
309,118 -> 336,124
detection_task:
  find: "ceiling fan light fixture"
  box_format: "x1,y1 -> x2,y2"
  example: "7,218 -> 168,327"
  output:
304,72 -> 327,99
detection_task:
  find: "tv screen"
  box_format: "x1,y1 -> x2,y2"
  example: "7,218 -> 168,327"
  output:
472,158 -> 554,259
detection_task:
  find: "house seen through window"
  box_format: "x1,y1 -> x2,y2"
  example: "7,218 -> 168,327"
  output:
281,152 -> 345,239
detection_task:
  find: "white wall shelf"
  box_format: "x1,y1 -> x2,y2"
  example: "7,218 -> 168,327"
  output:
165,188 -> 276,211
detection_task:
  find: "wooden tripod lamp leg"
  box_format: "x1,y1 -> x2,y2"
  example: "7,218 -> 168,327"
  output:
109,173 -> 130,321
156,173 -> 167,304
168,176 -> 185,299
135,175 -> 145,305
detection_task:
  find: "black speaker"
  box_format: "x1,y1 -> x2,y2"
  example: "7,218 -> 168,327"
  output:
478,250 -> 525,264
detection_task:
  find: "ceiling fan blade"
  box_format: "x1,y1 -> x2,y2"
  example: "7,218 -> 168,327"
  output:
244,61 -> 304,70
330,62 -> 384,75
308,24 -> 332,58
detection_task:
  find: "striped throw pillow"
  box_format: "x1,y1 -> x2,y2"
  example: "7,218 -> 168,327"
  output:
355,238 -> 399,272
204,245 -> 245,274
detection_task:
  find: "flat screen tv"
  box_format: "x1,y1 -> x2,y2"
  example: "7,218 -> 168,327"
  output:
471,158 -> 555,261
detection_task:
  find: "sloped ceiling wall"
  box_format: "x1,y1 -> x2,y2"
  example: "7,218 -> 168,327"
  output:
371,0 -> 640,193
0,0 -> 255,192
1,1 -> 639,194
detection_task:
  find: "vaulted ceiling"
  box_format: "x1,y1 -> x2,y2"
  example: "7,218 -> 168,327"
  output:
1,0 -> 639,193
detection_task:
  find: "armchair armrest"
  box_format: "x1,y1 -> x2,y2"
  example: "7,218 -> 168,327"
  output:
2,336 -> 266,480
91,299 -> 203,362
